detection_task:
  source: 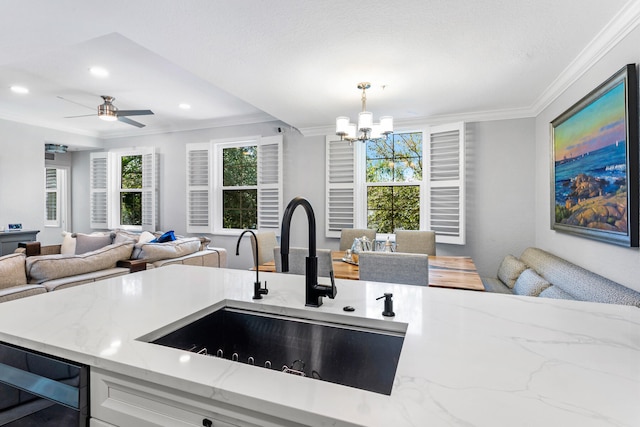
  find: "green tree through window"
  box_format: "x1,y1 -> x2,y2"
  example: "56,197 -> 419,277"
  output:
366,132 -> 422,233
120,155 -> 142,226
222,146 -> 257,229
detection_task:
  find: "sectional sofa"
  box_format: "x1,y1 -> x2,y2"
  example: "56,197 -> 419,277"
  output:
0,230 -> 227,303
482,247 -> 640,307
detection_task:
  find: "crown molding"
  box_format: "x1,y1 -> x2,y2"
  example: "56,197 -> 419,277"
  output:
531,0 -> 640,115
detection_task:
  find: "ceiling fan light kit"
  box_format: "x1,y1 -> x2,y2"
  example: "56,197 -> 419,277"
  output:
336,82 -> 393,143
99,114 -> 118,121
98,96 -> 118,121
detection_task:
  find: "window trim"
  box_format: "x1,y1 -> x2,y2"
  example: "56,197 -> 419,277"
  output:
114,152 -> 145,230
44,167 -> 66,228
214,139 -> 260,233
359,130 -> 426,232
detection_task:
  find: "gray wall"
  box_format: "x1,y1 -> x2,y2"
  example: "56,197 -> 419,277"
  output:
534,25 -> 640,292
0,119 -> 98,244
456,119 -> 536,277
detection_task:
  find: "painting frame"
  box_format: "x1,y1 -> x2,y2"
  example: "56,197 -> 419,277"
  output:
550,64 -> 639,247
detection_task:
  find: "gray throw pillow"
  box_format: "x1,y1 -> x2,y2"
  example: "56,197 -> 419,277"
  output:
497,254 -> 527,289
513,268 -> 551,296
75,233 -> 113,254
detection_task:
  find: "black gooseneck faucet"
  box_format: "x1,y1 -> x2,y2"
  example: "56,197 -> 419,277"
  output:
235,230 -> 268,300
280,197 -> 337,307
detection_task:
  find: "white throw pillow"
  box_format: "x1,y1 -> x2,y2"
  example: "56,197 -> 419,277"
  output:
60,231 -> 76,255
138,231 -> 156,244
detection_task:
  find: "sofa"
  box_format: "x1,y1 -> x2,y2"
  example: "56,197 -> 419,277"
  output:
0,230 -> 227,302
482,247 -> 640,307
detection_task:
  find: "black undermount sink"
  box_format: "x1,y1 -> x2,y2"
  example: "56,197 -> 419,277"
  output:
142,304 -> 406,395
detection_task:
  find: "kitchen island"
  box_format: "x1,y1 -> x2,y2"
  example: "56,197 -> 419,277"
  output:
0,265 -> 638,426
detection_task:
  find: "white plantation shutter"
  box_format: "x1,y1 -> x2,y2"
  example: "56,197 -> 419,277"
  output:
426,122 -> 466,244
141,149 -> 157,231
257,135 -> 282,231
325,137 -> 356,238
90,152 -> 108,229
186,143 -> 213,233
44,168 -> 60,227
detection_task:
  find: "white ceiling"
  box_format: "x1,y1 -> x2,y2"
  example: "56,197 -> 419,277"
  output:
0,0 -> 637,144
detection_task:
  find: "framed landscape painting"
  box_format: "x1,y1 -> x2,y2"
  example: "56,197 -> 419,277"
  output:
551,64 -> 639,247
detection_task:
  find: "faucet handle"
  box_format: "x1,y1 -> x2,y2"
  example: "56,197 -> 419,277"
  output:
328,271 -> 337,299
253,280 -> 269,299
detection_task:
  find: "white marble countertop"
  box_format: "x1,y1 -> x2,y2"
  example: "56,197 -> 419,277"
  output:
0,265 -> 639,426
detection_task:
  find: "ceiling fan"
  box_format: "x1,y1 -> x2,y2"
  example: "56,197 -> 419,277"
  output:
63,95 -> 154,128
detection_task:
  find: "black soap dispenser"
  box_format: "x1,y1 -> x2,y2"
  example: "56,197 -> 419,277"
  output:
376,293 -> 395,317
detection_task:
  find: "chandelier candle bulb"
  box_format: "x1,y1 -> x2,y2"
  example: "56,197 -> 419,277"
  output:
380,116 -> 393,134
371,124 -> 383,139
358,111 -> 373,131
336,116 -> 350,136
347,123 -> 357,139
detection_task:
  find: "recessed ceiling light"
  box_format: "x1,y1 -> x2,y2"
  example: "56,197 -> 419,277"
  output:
10,85 -> 29,94
89,67 -> 109,78
178,103 -> 191,110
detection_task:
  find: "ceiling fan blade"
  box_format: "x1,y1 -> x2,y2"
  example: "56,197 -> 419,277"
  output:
64,114 -> 96,118
117,116 -> 146,128
57,95 -> 95,111
116,110 -> 154,117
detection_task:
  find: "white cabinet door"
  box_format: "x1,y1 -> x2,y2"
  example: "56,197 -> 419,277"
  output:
91,368 -> 285,427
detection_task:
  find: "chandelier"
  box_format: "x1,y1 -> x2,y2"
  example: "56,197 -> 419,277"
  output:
336,82 -> 393,142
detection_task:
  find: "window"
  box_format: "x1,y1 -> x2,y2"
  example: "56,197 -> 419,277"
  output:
366,132 -> 422,233
326,122 -> 465,244
222,145 -> 257,229
89,148 -> 157,231
44,165 -> 70,230
119,155 -> 143,226
186,135 -> 282,234
45,168 -> 60,226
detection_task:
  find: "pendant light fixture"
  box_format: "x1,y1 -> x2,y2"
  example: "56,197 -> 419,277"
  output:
336,82 -> 393,142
